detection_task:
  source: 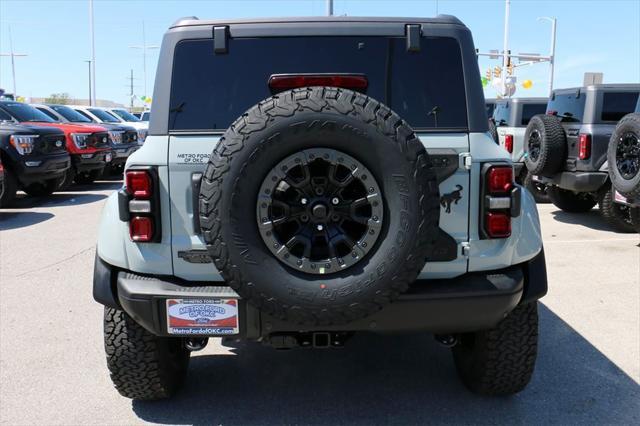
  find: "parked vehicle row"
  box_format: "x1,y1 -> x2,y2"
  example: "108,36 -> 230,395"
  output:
0,100 -> 148,207
487,85 -> 640,232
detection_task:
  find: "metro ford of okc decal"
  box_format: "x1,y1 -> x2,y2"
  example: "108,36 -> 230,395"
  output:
166,298 -> 239,335
175,153 -> 211,164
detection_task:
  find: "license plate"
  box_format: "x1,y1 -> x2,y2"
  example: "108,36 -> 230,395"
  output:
105,152 -> 113,162
614,191 -> 630,205
166,298 -> 239,335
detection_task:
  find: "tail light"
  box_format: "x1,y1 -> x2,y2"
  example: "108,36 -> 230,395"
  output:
126,170 -> 152,198
118,167 -> 161,242
504,134 -> 514,153
578,133 -> 591,160
481,164 -> 520,239
268,74 -> 368,94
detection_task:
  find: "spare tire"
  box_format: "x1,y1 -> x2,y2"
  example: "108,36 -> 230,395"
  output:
524,115 -> 566,177
607,113 -> 640,199
199,87 -> 440,326
488,118 -> 499,144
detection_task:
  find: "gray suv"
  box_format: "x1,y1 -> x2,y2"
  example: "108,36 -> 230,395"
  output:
524,84 -> 639,231
93,15 -> 547,400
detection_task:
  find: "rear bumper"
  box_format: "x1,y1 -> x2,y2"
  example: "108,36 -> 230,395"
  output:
541,171 -> 608,192
94,250 -> 547,337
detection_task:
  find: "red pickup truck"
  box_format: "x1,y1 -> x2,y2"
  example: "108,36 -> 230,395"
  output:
0,101 -> 112,186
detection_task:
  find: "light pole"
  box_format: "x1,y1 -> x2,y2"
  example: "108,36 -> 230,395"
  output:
538,16 -> 557,97
326,0 -> 333,16
84,60 -> 92,105
501,0 -> 511,97
89,0 -> 96,105
0,26 -> 28,97
129,21 -> 159,98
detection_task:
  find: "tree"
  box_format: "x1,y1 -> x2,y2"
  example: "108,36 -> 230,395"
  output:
44,93 -> 71,105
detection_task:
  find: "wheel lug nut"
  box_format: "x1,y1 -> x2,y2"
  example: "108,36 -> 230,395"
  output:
301,198 -> 308,205
331,197 -> 339,205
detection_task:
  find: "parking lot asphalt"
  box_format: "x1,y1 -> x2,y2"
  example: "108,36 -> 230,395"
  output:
0,181 -> 638,425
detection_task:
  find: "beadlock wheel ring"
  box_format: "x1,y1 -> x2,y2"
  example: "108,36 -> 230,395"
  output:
256,148 -> 384,275
616,132 -> 640,180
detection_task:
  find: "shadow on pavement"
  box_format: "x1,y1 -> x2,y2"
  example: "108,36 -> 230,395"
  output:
63,180 -> 122,192
8,192 -> 108,209
0,211 -> 54,230
550,209 -> 622,233
132,304 -> 640,425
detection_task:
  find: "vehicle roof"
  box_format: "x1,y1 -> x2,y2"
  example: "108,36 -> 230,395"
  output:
150,14 -> 487,135
170,15 -> 465,28
553,84 -> 640,95
495,97 -> 548,104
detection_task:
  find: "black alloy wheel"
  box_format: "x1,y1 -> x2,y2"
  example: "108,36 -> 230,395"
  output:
616,131 -> 640,180
257,148 -> 383,274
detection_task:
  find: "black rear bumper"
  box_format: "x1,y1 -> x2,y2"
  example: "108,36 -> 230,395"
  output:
94,250 -> 547,338
541,171 -> 608,192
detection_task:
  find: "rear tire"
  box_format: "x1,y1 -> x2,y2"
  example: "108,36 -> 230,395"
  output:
523,172 -> 550,203
547,186 -> 597,213
0,168 -> 17,207
452,302 -> 538,396
104,307 -> 190,400
598,185 -> 637,233
524,115 -> 566,177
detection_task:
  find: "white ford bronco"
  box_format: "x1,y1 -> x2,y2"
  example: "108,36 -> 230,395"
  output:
492,97 -> 549,202
94,15 -> 547,400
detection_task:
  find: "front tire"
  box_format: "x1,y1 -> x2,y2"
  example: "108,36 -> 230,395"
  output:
0,168 -> 17,207
547,186 -> 597,212
104,308 -> 190,400
452,302 -> 538,396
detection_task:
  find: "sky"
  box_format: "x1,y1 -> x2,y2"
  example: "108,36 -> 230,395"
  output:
0,0 -> 639,107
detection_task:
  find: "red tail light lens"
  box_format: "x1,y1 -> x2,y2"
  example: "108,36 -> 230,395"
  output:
578,134 -> 591,160
129,216 -> 153,242
126,170 -> 152,199
268,74 -> 368,93
487,166 -> 513,193
504,134 -> 514,153
486,212 -> 511,238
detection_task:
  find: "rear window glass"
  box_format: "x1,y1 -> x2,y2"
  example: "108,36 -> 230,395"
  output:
547,93 -> 585,123
521,103 -> 547,126
169,36 -> 467,131
493,102 -> 510,126
601,92 -> 639,122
